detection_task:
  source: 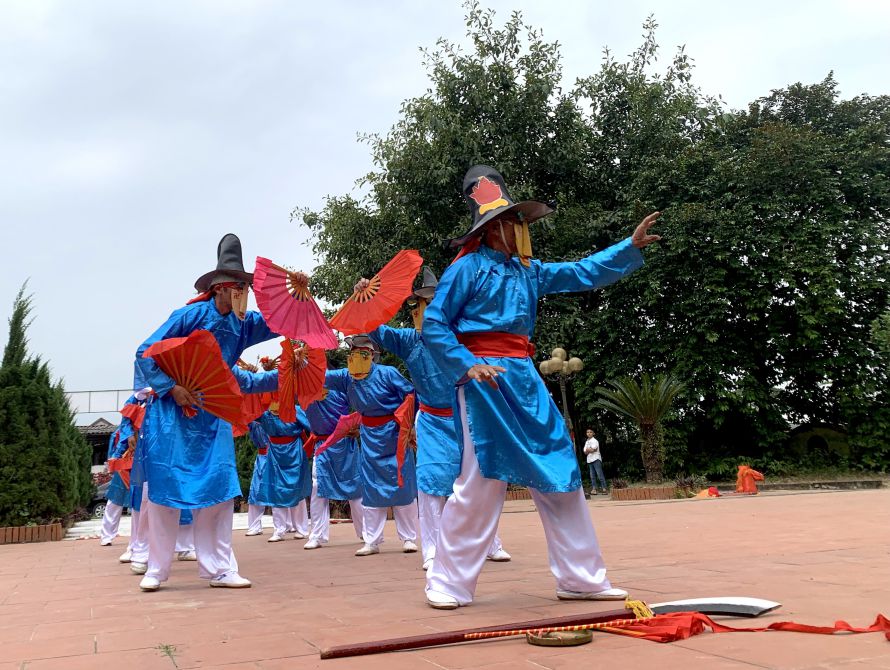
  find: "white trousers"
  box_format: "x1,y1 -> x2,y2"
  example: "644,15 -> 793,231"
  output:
145,498 -> 238,582
130,485 -> 150,563
362,501 -> 418,547
175,522 -> 195,553
417,491 -> 505,563
247,504 -> 265,534
426,386 -> 612,605
99,501 -> 123,544
308,493 -> 365,544
272,499 -> 308,536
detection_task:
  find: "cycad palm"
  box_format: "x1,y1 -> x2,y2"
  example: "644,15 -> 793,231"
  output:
595,374 -> 684,483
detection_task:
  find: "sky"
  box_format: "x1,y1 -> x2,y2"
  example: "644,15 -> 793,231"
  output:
1,0 -> 887,420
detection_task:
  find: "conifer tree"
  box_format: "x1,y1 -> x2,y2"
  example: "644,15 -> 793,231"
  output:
0,284 -> 92,526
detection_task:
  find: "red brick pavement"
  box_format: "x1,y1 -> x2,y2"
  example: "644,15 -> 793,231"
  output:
1,489 -> 888,669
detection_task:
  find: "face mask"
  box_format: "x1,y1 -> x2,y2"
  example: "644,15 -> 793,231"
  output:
513,220 -> 532,267
269,401 -> 280,414
347,350 -> 373,379
231,286 -> 249,320
409,299 -> 428,332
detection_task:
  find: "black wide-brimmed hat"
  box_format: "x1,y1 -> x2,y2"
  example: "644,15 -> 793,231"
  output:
450,165 -> 554,248
194,233 -> 254,292
412,267 -> 438,300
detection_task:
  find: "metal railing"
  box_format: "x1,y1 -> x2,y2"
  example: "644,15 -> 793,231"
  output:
66,389 -> 133,415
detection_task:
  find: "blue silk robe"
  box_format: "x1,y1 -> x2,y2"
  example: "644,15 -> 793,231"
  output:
370,327 -> 460,497
423,239 -> 644,493
250,409 -> 312,507
104,429 -> 130,508
325,366 -> 416,508
134,301 -> 279,508
306,389 -> 361,501
246,421 -> 270,506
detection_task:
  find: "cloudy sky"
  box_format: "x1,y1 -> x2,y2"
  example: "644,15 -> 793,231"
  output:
1,0 -> 887,420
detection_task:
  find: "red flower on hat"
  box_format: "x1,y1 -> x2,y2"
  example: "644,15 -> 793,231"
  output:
470,176 -> 509,215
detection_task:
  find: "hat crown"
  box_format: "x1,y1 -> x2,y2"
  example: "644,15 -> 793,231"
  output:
215,233 -> 247,273
462,165 -> 514,213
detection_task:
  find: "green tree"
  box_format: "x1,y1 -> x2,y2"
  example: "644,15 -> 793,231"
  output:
0,285 -> 92,526
300,4 -> 890,476
595,374 -> 684,483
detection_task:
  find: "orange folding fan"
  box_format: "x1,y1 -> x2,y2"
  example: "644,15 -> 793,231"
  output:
254,257 -> 338,349
315,412 -> 361,456
142,330 -> 243,425
394,394 -> 416,488
119,403 -> 145,431
277,339 -> 326,423
328,249 -> 424,335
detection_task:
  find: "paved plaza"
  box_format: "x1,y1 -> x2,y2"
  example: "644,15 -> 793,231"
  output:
1,488 -> 888,669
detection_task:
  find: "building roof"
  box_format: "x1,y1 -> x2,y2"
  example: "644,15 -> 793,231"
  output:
77,417 -> 118,436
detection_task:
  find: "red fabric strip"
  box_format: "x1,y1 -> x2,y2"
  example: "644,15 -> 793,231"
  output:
361,414 -> 395,427
457,332 -> 536,358
419,403 -> 453,418
268,435 -> 297,445
256,448 -> 268,456
450,237 -> 482,265
600,612 -> 890,644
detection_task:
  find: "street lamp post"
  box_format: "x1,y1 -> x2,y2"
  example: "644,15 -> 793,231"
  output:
538,348 -> 585,447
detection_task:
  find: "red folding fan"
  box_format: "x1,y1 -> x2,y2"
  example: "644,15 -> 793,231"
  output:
119,402 -> 146,431
394,394 -> 416,488
328,249 -> 424,335
142,330 -> 243,425
253,257 -> 338,349
315,412 -> 361,456
277,339 -> 327,423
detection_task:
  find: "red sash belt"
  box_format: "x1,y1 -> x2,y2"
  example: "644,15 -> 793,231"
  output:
257,448 -> 268,456
269,435 -> 296,445
457,332 -> 536,358
419,403 -> 453,418
361,414 -> 395,427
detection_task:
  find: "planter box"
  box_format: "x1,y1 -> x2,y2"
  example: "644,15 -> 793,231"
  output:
505,488 -> 532,501
0,523 -> 64,544
610,486 -> 677,501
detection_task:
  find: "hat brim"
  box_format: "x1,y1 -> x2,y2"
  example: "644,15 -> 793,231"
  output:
411,287 -> 436,300
450,200 -> 554,248
194,270 -> 254,293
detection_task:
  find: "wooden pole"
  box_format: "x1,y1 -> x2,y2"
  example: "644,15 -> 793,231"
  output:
320,607 -> 631,660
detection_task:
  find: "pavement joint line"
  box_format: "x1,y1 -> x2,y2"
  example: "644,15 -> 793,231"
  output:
672,641 -> 775,668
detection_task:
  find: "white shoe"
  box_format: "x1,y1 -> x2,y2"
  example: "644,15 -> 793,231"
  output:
210,573 -> 251,588
303,538 -> 321,550
267,533 -> 285,543
100,539 -> 113,546
556,587 -> 628,601
176,550 -> 197,561
245,529 -> 264,536
487,548 -> 512,562
402,540 -> 418,553
355,543 -> 379,556
118,550 -> 132,563
139,576 -> 160,591
130,562 -> 147,575
292,532 -> 308,540
426,589 -> 459,610
422,559 -> 433,571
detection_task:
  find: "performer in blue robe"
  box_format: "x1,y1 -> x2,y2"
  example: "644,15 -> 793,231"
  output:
132,233 -> 280,592
422,165 -> 662,609
251,404 -> 312,542
245,421 -> 271,537
303,387 -> 364,550
99,426 -> 129,547
367,268 -> 511,570
325,336 -> 419,556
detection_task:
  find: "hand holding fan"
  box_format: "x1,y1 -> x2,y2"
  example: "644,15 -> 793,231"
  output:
254,257 -> 338,349
143,330 -> 243,425
315,412 -> 361,456
328,250 -> 423,335
277,339 -> 326,422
